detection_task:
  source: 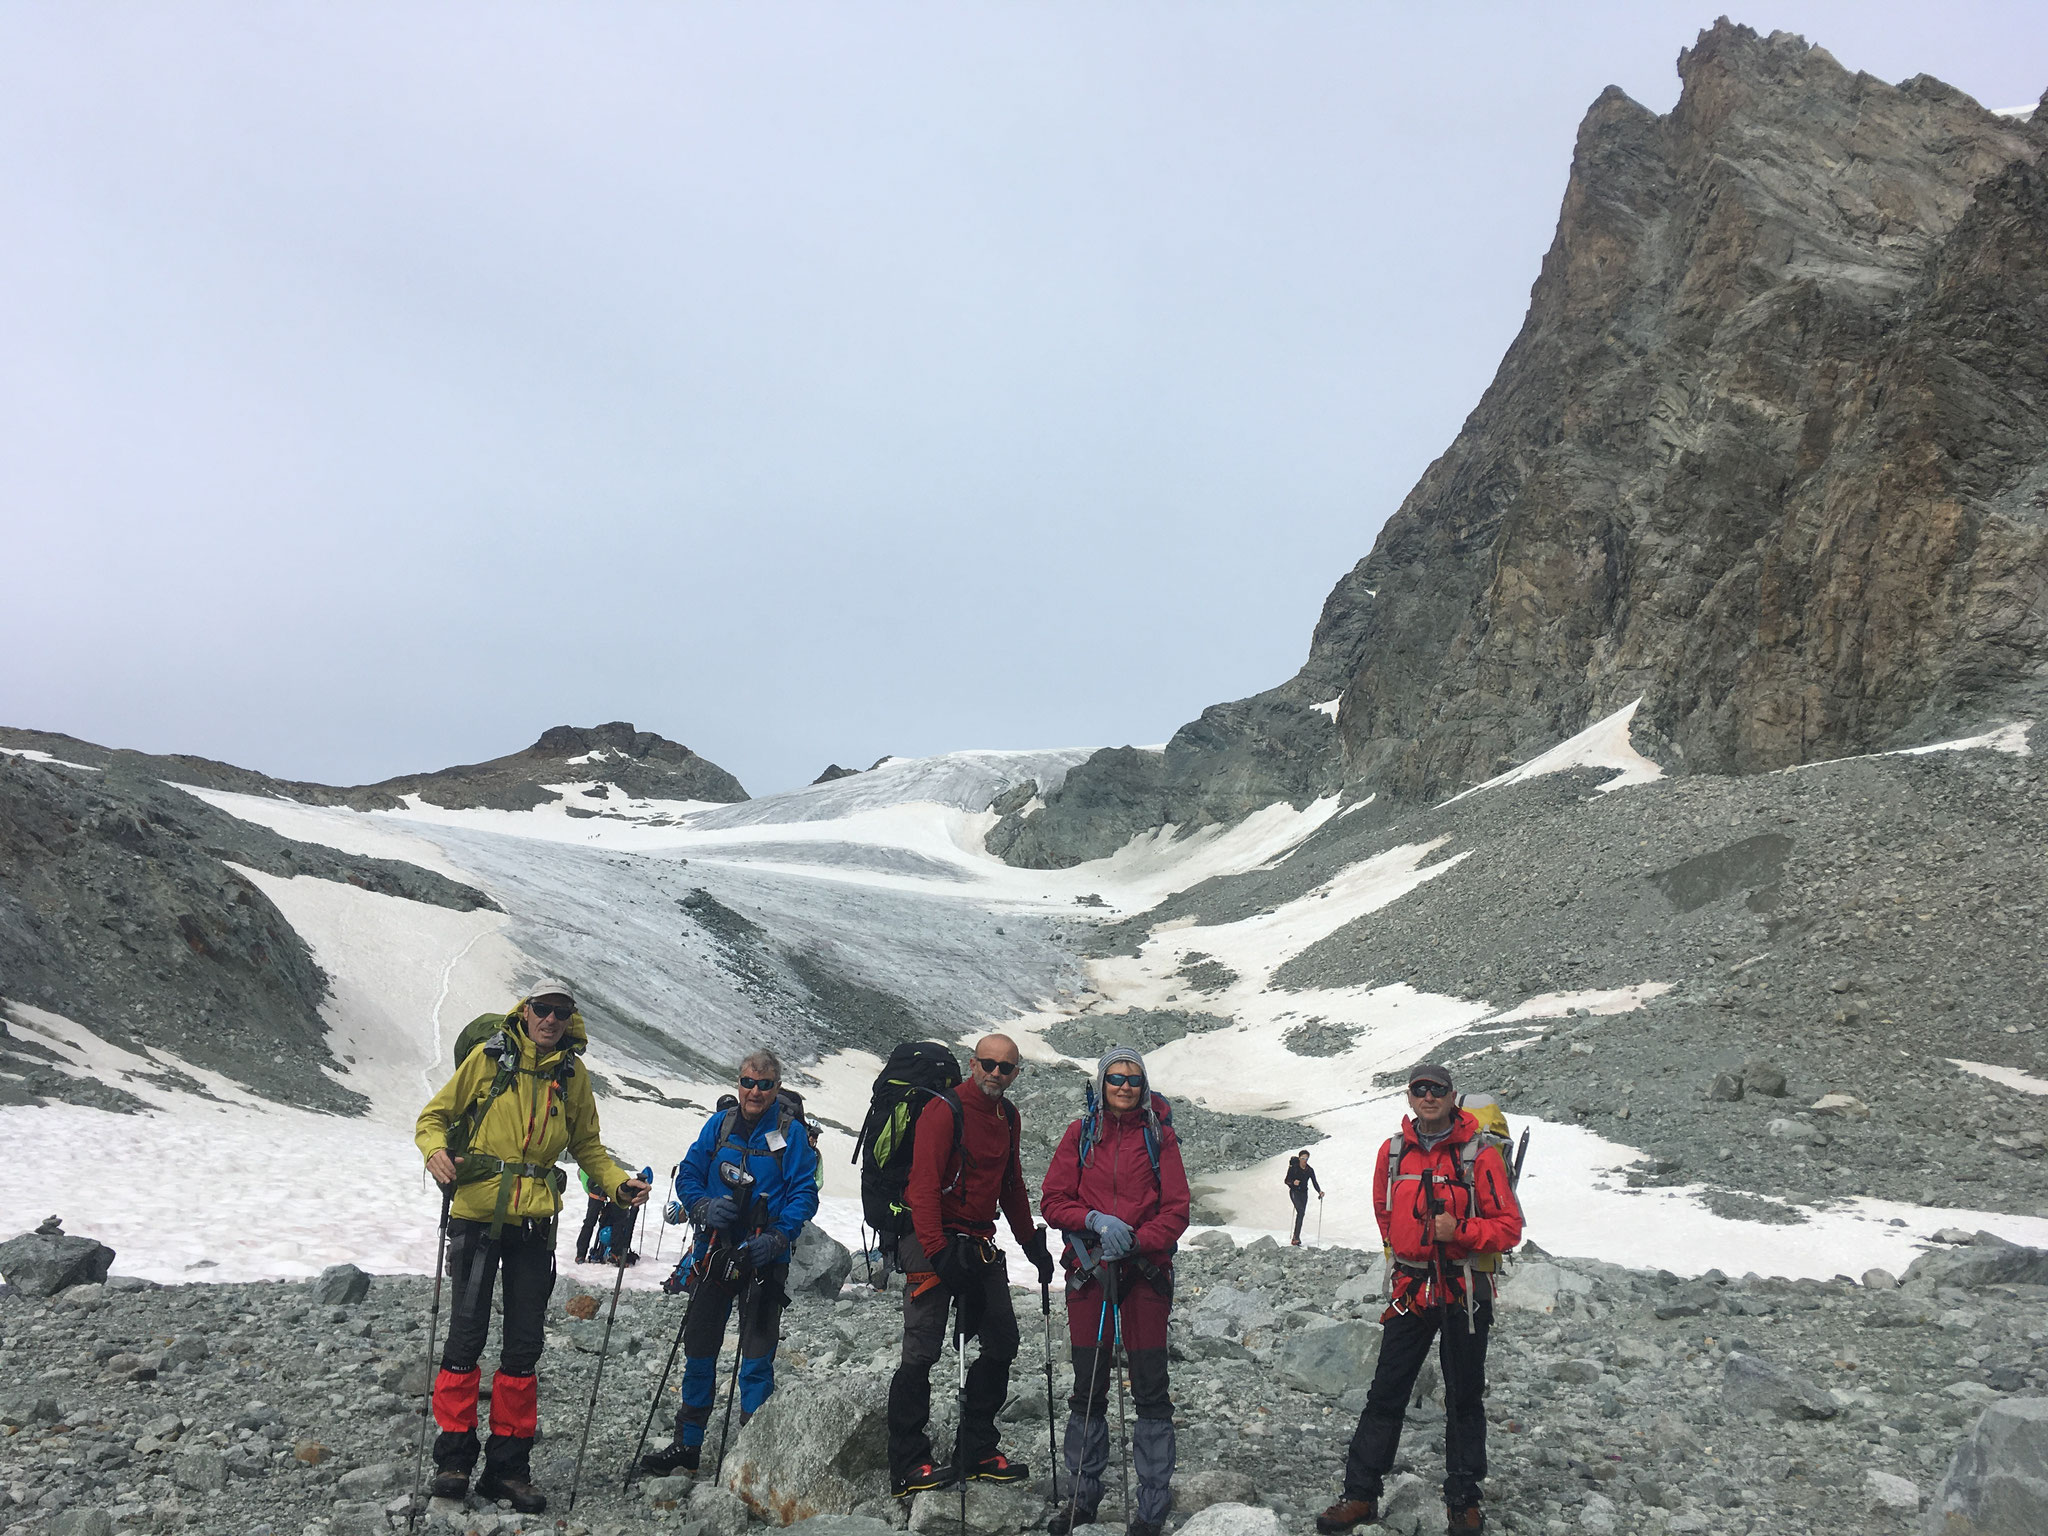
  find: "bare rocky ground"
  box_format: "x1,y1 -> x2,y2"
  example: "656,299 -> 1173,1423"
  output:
5,1224 -> 2046,1536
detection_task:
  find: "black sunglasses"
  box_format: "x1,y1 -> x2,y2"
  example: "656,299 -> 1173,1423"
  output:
528,1002 -> 573,1021
738,1075 -> 778,1091
975,1058 -> 1019,1076
1104,1072 -> 1145,1088
1408,1081 -> 1450,1099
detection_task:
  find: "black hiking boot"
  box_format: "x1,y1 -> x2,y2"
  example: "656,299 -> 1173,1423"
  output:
475,1469 -> 547,1513
1128,1519 -> 1164,1536
1315,1497 -> 1379,1533
966,1452 -> 1029,1483
429,1469 -> 470,1499
1445,1503 -> 1484,1533
639,1440 -> 700,1477
1047,1505 -> 1098,1535
893,1461 -> 956,1497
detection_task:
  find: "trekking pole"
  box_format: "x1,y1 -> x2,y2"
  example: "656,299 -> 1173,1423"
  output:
1038,1226 -> 1058,1504
1064,1256 -> 1112,1536
1107,1262 -> 1131,1524
1316,1194 -> 1324,1245
1422,1169 -> 1460,1495
567,1231 -> 632,1514
404,1186 -> 452,1533
712,1174 -> 763,1488
623,1246 -> 707,1495
1511,1130 -> 1530,1188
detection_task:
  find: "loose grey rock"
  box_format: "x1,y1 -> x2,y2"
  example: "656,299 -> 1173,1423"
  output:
1272,1319 -> 1382,1397
693,1482 -> 753,1536
47,1511 -> 116,1536
722,1374 -> 890,1522
789,1226 -> 854,1300
1930,1397 -> 2048,1535
1174,1504 -> 1283,1536
336,1461 -> 401,1498
907,1481 -> 1045,1535
312,1262 -> 371,1305
1721,1353 -> 1838,1421
172,1447 -> 228,1492
1171,1469 -> 1258,1516
1866,1469 -> 1919,1512
786,1518 -> 901,1536
0,1228 -> 115,1297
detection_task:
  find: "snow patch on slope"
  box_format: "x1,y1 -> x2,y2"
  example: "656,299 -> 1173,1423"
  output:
1438,699 -> 1663,806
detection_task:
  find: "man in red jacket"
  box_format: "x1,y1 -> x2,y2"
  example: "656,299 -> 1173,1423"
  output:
1317,1062 -> 1522,1536
886,1033 -> 1057,1498
1040,1046 -> 1190,1536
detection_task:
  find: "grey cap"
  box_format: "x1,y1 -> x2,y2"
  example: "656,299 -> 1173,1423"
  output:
1407,1062 -> 1454,1090
525,979 -> 577,1006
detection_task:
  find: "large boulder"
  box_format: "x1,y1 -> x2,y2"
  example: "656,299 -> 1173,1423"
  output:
1928,1397 -> 2048,1535
786,1519 -> 898,1536
1174,1504 -> 1283,1536
1905,1233 -> 2048,1293
721,1374 -> 891,1523
1185,1285 -> 1276,1340
907,1481 -> 1046,1535
0,1227 -> 114,1297
789,1227 -> 854,1300
1272,1320 -> 1382,1397
312,1263 -> 372,1305
1496,1261 -> 1593,1315
1721,1353 -> 1837,1421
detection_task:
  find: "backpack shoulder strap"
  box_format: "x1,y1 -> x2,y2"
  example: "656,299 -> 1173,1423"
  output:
1382,1136 -> 1406,1213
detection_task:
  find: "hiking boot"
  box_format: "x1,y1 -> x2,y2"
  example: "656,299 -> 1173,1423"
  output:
1290,1238 -> 1302,1246
1127,1520 -> 1164,1536
1047,1505 -> 1098,1535
639,1440 -> 699,1477
966,1452 -> 1029,1483
893,1462 -> 956,1497
474,1470 -> 547,1513
1445,1504 -> 1484,1533
429,1469 -> 470,1499
1315,1497 -> 1379,1533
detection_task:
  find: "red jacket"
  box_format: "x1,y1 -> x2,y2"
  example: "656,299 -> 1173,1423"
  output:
1039,1099 -> 1190,1272
906,1085 -> 1036,1263
1372,1109 -> 1522,1304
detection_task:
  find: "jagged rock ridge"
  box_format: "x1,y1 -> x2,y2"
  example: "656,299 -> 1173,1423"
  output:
995,21 -> 2048,867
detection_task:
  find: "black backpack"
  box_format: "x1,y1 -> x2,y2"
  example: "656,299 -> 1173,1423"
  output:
852,1041 -> 1010,1238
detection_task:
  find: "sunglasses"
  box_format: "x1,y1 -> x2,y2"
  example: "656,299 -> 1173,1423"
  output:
975,1058 -> 1019,1076
738,1075 -> 779,1092
528,1003 -> 573,1021
1104,1072 -> 1146,1088
1408,1081 -> 1450,1099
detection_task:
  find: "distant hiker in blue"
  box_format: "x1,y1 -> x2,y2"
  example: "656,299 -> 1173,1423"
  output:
638,1049 -> 819,1476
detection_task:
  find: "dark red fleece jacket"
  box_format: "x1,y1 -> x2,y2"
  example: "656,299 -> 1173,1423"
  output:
1039,1098 -> 1190,1268
906,1084 -> 1036,1263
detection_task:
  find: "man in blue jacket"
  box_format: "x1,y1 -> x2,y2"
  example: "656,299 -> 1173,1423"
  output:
639,1049 -> 819,1476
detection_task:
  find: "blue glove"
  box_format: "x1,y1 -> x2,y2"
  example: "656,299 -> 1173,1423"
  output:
744,1231 -> 789,1267
693,1196 -> 739,1230
1085,1210 -> 1134,1261
663,1200 -> 685,1227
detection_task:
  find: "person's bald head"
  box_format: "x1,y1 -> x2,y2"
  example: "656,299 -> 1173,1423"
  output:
968,1034 -> 1020,1099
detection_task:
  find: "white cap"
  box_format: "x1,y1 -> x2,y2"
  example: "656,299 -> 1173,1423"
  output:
525,979 -> 577,1006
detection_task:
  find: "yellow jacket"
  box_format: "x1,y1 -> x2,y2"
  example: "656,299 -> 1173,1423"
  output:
415,1008 -> 630,1228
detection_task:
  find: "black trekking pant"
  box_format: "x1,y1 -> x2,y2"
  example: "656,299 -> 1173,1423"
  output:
434,1216 -> 556,1478
887,1234 -> 1019,1482
1290,1190 -> 1309,1242
1343,1293 -> 1492,1508
575,1195 -> 605,1261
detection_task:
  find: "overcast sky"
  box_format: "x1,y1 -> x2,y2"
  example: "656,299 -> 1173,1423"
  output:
4,4 -> 2042,796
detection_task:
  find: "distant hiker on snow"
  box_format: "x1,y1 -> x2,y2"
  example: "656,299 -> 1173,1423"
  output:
639,1049 -> 819,1478
415,981 -> 650,1514
887,1033 -> 1056,1497
1285,1149 -> 1323,1246
576,1164 -> 647,1265
1316,1062 -> 1523,1536
1039,1046 -> 1190,1536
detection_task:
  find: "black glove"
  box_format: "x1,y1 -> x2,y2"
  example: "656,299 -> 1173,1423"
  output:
744,1231 -> 789,1267
692,1195 -> 738,1230
1022,1229 -> 1056,1287
932,1238 -> 974,1296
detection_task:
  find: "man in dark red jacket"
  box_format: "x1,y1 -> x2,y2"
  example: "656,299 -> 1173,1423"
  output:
1040,1046 -> 1190,1536
1318,1062 -> 1523,1536
886,1033 -> 1056,1498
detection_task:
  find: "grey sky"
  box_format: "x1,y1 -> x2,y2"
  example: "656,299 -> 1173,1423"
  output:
5,4 -> 2042,797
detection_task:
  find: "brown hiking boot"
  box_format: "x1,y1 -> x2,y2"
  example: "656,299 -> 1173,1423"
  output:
1445,1503 -> 1485,1533
1315,1497 -> 1379,1532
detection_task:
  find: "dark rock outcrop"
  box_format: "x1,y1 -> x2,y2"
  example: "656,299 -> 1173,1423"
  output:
0,1222 -> 114,1298
811,764 -> 861,785
996,23 -> 2048,864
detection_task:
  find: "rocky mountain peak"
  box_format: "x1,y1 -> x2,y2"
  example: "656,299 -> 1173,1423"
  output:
528,721 -> 706,766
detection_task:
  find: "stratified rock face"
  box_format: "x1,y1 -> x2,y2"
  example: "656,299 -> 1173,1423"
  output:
997,22 -> 2048,863
1321,24 -> 2048,797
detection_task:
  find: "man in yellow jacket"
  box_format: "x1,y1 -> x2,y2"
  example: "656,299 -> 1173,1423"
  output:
416,979 -> 649,1513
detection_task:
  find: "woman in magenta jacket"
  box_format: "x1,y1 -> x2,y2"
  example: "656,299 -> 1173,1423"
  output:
1039,1046 -> 1191,1536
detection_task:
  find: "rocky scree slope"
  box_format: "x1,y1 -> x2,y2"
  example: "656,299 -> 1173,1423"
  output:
994,21 -> 2048,868
1084,727 -> 2048,1222
6,1227 -> 2048,1536
0,753 -> 496,1115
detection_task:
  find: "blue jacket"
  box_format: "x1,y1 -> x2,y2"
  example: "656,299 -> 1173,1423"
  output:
674,1102 -> 820,1261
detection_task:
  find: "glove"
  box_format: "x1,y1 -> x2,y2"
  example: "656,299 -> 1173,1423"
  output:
663,1200 -> 685,1227
692,1196 -> 739,1230
1063,1230 -> 1099,1273
931,1239 -> 974,1295
1085,1210 -> 1134,1261
1022,1228 -> 1055,1287
744,1231 -> 789,1267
